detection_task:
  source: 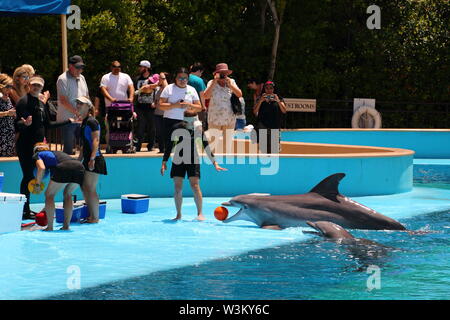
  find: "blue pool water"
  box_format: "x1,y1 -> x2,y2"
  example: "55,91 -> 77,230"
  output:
0,185 -> 449,300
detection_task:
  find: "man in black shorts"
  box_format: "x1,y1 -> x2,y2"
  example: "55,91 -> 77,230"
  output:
160,121 -> 226,221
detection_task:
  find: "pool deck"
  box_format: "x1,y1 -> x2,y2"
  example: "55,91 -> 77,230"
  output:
0,139 -> 415,200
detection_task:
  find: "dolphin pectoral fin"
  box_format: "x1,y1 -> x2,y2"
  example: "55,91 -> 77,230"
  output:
261,225 -> 282,230
309,173 -> 346,202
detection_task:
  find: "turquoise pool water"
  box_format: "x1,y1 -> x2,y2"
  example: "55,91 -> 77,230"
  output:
0,185 -> 449,300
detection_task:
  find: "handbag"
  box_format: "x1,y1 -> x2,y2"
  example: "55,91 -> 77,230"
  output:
230,93 -> 242,115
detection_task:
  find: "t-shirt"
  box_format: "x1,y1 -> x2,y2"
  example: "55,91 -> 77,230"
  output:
188,74 -> 206,96
100,72 -> 133,107
33,151 -> 72,168
134,75 -> 155,109
56,71 -> 89,122
160,84 -> 200,120
81,116 -> 101,161
95,87 -> 106,117
257,96 -> 284,128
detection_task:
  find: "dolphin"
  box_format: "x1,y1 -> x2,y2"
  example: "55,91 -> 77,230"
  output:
304,221 -> 355,240
221,173 -> 406,230
304,220 -> 395,268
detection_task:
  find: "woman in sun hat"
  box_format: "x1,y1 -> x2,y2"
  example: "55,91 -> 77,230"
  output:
203,63 -> 242,153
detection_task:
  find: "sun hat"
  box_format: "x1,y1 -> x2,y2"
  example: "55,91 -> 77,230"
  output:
213,63 -> 233,75
264,81 -> 275,87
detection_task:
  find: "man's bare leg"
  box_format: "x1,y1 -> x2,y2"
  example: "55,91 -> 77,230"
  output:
189,176 -> 204,221
173,177 -> 183,220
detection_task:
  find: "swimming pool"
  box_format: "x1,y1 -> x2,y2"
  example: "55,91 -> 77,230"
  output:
0,129 -> 449,300
0,183 -> 448,300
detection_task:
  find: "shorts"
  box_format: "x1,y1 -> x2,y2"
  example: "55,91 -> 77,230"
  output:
51,160 -> 85,185
82,155 -> 108,175
170,162 -> 200,179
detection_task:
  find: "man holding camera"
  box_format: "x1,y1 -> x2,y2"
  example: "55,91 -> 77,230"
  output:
253,81 -> 286,153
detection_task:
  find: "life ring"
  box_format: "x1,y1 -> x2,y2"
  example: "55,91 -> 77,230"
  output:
351,106 -> 382,128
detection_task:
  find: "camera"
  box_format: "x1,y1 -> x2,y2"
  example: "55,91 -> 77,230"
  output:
266,95 -> 274,100
219,74 -> 226,79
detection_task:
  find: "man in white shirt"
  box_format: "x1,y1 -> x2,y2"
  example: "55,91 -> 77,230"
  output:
99,61 -> 135,150
100,61 -> 134,106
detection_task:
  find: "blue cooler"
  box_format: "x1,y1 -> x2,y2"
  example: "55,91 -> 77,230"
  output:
0,172 -> 4,192
121,194 -> 150,214
55,204 -> 84,223
79,201 -> 107,219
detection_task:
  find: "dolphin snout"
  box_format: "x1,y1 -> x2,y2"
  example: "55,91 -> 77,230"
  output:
221,201 -> 232,206
306,221 -> 317,230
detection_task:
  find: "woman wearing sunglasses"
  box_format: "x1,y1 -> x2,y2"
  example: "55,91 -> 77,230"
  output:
158,67 -> 226,221
10,65 -> 33,106
0,74 -> 16,156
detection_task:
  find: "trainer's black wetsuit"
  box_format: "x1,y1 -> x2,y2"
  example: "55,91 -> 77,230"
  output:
33,151 -> 85,186
15,94 -> 71,216
80,116 -> 107,175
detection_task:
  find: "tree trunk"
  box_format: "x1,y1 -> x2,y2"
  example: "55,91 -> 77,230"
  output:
268,22 -> 281,80
260,0 -> 268,34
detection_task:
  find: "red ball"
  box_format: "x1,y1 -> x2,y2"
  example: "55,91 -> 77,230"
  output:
35,210 -> 48,226
214,206 -> 229,221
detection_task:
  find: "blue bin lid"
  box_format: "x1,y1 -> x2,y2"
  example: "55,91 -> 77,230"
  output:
121,194 -> 150,199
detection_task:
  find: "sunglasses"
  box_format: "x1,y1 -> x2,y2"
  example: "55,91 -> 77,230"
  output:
75,65 -> 85,70
20,75 -> 30,80
177,77 -> 188,81
112,65 -> 121,68
5,85 -> 13,89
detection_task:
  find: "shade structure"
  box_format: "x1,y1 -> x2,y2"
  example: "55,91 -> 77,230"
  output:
0,0 -> 70,14
0,0 -> 71,72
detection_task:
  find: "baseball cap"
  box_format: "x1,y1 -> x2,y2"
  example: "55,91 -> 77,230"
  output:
139,60 -> 151,68
69,55 -> 85,68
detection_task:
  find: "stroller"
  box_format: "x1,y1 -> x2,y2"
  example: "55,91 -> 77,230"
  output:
106,100 -> 136,154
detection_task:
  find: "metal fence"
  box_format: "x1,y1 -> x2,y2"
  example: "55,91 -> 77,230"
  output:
279,100 -> 450,129
45,99 -> 450,150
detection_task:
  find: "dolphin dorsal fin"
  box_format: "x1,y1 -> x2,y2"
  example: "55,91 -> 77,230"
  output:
309,173 -> 346,202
